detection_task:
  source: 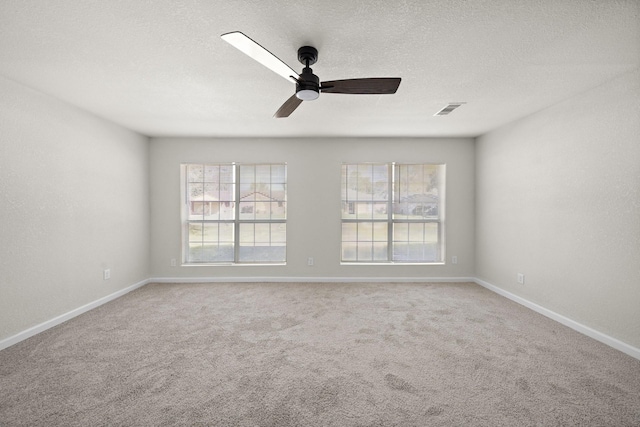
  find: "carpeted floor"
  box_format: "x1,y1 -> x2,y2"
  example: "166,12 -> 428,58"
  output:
1,282 -> 639,426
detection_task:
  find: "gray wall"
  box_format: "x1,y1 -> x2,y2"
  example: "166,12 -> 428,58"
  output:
475,70 -> 640,348
149,137 -> 475,280
0,77 -> 150,341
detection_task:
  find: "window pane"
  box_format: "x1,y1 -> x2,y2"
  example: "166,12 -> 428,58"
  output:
238,223 -> 286,262
239,183 -> 254,200
342,202 -> 356,220
239,223 -> 254,244
219,223 -> 234,243
373,243 -> 388,261
357,222 -> 373,241
393,222 -> 439,262
255,165 -> 271,185
188,182 -> 203,198
188,242 -> 205,262
254,223 -> 270,243
187,164 -> 203,182
372,164 -> 388,201
271,183 -> 286,201
239,163 -> 255,200
186,223 -> 233,263
204,165 -> 219,182
409,222 -> 424,242
220,165 -> 234,182
271,164 -> 286,184
202,223 -> 219,242
341,222 -> 358,261
188,223 -> 203,243
240,165 -> 255,185
342,223 -> 357,241
271,223 -> 286,243
271,202 -> 286,220
342,242 -> 357,261
356,202 -> 373,220
254,198 -> 271,220
425,222 -> 438,245
392,242 -> 408,260
219,183 -> 234,203
357,243 -> 372,261
347,223 -> 388,262
239,202 -> 255,220
393,222 -> 408,242
373,222 -> 388,241
219,200 -> 234,220
187,223 -> 203,263
372,202 -> 387,219
200,184 -> 218,220
356,165 -> 373,199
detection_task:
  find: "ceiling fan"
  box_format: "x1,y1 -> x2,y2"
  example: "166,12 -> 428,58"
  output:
220,32 -> 401,118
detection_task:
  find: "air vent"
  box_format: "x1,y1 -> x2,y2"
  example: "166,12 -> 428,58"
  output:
434,102 -> 465,116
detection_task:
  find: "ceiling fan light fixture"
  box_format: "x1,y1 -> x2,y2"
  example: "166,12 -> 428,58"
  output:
296,66 -> 320,101
296,89 -> 319,101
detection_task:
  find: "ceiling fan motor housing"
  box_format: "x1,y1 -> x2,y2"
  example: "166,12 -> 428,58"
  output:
296,46 -> 320,100
296,68 -> 320,100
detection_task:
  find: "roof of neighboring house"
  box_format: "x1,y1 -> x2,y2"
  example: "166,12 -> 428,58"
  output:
239,191 -> 285,202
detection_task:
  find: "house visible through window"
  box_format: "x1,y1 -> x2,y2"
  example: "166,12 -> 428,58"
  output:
183,163 -> 286,264
341,163 -> 444,263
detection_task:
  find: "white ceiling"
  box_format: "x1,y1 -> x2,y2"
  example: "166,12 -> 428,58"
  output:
0,0 -> 638,138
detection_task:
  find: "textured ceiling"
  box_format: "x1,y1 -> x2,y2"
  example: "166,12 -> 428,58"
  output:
0,0 -> 638,138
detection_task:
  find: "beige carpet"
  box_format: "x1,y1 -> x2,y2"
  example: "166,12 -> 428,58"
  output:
1,282 -> 639,426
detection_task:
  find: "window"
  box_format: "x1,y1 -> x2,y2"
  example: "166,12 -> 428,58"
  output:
182,163 -> 286,264
341,163 -> 444,263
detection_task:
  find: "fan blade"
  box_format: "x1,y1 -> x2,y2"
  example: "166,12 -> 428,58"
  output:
320,78 -> 401,94
221,32 -> 299,83
274,94 -> 303,118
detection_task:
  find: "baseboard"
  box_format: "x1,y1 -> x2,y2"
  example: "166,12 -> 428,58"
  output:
0,278 -> 150,351
149,276 -> 476,284
474,277 -> 640,361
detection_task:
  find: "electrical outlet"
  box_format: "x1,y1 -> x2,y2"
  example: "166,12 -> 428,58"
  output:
452,256 -> 458,264
103,269 -> 111,280
170,258 -> 177,267
517,273 -> 525,284
307,257 -> 314,266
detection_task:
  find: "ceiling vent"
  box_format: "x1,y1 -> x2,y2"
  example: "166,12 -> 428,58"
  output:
434,103 -> 465,116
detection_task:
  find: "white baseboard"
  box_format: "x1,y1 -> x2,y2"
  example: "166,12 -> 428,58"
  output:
474,278 -> 640,361
149,276 -> 476,284
0,278 -> 150,351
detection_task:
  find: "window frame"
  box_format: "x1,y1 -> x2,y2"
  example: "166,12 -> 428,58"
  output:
181,162 -> 287,265
340,162 -> 445,264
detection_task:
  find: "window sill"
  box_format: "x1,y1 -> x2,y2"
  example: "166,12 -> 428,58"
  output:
340,262 -> 445,266
181,263 -> 287,267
